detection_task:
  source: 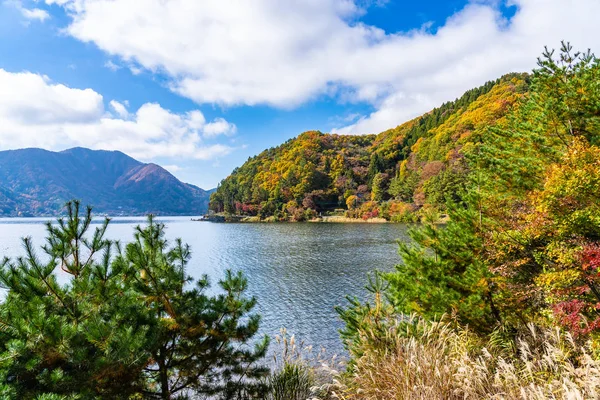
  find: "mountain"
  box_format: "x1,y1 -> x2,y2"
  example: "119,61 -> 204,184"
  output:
0,147 -> 213,216
209,73 -> 529,220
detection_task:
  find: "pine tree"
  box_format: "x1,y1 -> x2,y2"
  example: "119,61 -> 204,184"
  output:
367,152 -> 385,185
117,216 -> 269,399
0,201 -> 269,399
370,173 -> 387,202
385,200 -> 501,333
0,201 -> 150,398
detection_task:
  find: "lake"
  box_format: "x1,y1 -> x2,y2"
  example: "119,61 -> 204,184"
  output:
0,217 -> 410,357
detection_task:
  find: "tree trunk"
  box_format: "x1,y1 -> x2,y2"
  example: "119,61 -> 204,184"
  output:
158,349 -> 171,400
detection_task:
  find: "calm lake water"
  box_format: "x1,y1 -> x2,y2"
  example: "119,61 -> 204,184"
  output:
0,217 -> 410,356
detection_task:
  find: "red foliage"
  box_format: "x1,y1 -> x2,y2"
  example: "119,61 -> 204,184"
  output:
582,243 -> 600,274
235,202 -> 258,215
552,300 -> 600,337
551,243 -> 600,337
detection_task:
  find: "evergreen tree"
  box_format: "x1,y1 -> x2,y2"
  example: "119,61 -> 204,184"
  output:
0,201 -> 269,399
385,200 -> 501,333
383,43 -> 600,337
370,173 -> 388,202
367,152 -> 385,185
0,202 -> 150,399
118,216 -> 269,399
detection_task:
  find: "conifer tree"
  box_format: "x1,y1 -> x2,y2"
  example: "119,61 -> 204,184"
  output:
0,201 -> 269,399
117,216 -> 269,399
0,201 -> 150,398
386,199 -> 501,333
380,43 -> 600,337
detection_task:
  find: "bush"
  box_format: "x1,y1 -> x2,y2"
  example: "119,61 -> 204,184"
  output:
303,208 -> 318,220
266,329 -> 340,400
267,363 -> 313,400
387,201 -> 417,222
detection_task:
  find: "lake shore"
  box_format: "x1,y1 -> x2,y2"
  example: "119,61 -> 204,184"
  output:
217,214 -> 448,224
222,215 -> 392,223
316,216 -> 388,223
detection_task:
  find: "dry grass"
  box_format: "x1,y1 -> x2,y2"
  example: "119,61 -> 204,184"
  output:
324,316 -> 600,400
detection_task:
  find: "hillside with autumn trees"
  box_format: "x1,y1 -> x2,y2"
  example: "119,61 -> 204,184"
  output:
209,73 -> 529,222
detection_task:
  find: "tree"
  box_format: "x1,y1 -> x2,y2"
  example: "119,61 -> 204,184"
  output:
0,201 -> 269,399
491,140 -> 600,337
386,201 -> 501,333
370,173 -> 388,202
346,195 -> 358,210
472,43 -> 600,333
119,216 -> 270,399
388,162 -> 419,202
0,201 -> 150,399
367,152 -> 385,184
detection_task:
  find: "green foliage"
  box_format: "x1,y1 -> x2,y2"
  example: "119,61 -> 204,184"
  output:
266,363 -> 313,400
386,201 -> 500,333
0,201 -> 269,399
0,202 -> 147,399
336,274 -> 397,361
370,173 -> 388,202
380,42 -> 600,343
478,42 -> 600,197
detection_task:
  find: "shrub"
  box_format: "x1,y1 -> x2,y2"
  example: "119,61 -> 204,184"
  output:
387,201 -> 417,222
267,362 -> 313,400
266,329 -> 341,400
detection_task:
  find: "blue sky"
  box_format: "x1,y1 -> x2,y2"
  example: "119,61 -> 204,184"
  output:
0,0 -> 599,189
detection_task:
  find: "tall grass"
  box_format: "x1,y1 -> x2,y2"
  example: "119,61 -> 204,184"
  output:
328,316 -> 600,400
267,317 -> 600,400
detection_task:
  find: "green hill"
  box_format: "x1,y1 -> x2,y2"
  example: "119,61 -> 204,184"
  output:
210,73 -> 529,221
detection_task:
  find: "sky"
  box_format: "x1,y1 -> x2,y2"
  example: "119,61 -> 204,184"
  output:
1,0 -> 600,189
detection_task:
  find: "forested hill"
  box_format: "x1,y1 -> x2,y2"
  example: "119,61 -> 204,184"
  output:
210,73 -> 529,221
0,147 -> 214,216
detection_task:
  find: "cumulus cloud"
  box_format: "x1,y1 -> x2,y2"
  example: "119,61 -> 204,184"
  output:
203,118 -> 237,138
45,0 -> 600,134
0,69 -> 235,161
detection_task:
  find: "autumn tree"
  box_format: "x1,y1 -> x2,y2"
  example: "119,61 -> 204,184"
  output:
385,43 -> 600,336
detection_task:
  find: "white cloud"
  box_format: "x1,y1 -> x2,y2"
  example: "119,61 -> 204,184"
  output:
109,100 -> 129,118
104,60 -> 121,71
0,69 -> 235,161
21,7 -> 50,21
46,0 -> 600,134
4,1 -> 50,22
203,118 -> 237,138
163,164 -> 182,173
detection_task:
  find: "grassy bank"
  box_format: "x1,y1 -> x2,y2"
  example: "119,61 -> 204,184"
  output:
270,316 -> 600,400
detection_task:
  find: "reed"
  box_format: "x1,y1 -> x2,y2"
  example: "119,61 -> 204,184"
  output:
328,316 -> 600,400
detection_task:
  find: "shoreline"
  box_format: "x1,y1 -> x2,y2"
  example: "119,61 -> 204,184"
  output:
218,215 -> 394,224
210,214 -> 449,224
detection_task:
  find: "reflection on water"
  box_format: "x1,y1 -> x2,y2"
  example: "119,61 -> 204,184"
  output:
0,217 -> 410,356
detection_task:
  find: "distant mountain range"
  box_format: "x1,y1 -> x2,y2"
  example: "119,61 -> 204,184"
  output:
0,147 -> 214,217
